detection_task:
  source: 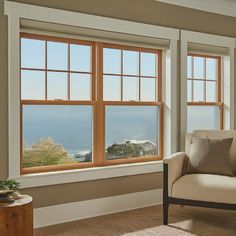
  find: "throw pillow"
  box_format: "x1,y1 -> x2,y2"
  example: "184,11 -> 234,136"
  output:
185,137 -> 233,176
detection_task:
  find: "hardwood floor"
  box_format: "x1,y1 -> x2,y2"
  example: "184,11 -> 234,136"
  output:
34,205 -> 236,236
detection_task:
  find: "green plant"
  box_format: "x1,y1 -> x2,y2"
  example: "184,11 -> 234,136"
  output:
0,180 -> 21,191
107,141 -> 144,157
23,137 -> 75,168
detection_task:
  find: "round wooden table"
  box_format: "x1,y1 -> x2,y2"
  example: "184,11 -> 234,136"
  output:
0,195 -> 33,236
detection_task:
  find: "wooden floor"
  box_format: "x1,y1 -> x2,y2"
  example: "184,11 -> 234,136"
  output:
35,205 -> 236,236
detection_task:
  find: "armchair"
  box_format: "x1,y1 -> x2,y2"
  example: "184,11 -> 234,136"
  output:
163,130 -> 236,225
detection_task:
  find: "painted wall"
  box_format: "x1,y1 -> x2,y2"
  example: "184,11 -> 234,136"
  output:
1,0 -> 236,208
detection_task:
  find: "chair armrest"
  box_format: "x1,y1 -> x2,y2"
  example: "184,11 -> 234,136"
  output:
163,152 -> 187,196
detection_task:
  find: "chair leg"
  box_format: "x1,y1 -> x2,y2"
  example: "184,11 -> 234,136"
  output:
163,198 -> 169,225
163,163 -> 169,225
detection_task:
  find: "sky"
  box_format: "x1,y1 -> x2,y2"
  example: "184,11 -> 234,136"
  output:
21,38 -> 158,102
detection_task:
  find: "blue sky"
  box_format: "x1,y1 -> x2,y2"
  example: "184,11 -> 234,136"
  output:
21,38 -> 158,102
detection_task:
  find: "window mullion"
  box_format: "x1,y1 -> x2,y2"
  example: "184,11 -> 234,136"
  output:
157,51 -> 162,102
204,57 -> 206,102
45,41 -> 48,100
217,57 -> 222,103
68,43 -> 70,100
121,50 -> 123,101
91,43 -> 96,101
138,51 -> 141,101
191,56 -> 194,102
95,43 -> 105,165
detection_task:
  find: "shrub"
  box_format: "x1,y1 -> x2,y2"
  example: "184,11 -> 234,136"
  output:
23,137 -> 75,168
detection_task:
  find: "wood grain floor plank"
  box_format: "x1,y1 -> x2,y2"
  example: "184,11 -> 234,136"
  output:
34,205 -> 236,236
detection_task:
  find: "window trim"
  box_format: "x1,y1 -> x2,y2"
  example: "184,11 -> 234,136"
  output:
180,30 -> 235,150
5,1 -> 179,181
16,160 -> 164,189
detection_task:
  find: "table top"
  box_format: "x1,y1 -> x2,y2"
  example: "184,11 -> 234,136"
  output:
0,195 -> 32,208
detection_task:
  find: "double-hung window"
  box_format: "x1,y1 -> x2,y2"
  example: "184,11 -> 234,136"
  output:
21,33 -> 95,174
101,44 -> 163,163
187,53 -> 223,132
20,33 -> 163,174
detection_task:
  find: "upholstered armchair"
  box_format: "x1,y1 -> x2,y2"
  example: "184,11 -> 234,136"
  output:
163,130 -> 236,225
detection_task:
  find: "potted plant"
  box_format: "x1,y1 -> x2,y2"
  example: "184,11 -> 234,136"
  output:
0,180 -> 21,200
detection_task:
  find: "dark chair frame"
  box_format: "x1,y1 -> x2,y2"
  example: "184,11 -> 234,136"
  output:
163,163 -> 236,225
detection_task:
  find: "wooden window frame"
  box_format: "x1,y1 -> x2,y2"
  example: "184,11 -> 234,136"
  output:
20,33 -> 163,174
187,53 -> 223,130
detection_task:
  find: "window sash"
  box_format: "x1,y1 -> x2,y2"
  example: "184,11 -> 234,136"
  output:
187,103 -> 223,131
100,43 -> 162,103
20,32 -> 96,102
187,53 -> 221,103
187,53 -> 223,130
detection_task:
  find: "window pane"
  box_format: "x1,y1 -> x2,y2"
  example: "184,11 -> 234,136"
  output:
21,70 -> 45,100
123,77 -> 139,101
123,50 -> 139,75
105,106 -> 159,160
70,44 -> 91,72
187,106 -> 220,132
141,52 -> 156,76
22,105 -> 93,168
206,81 -> 217,102
187,56 -> 192,78
141,78 -> 156,101
70,73 -> 90,100
103,75 -> 121,101
193,80 -> 204,102
194,57 -> 204,79
187,80 -> 192,102
206,58 -> 217,81
47,72 -> 68,100
47,42 -> 68,70
103,48 -> 121,74
21,38 -> 45,69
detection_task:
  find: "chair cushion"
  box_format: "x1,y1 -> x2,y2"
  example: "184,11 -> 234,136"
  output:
189,130 -> 236,175
171,174 -> 236,204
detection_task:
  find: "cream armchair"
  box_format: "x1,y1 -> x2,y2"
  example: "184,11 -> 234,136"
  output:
163,130 -> 236,225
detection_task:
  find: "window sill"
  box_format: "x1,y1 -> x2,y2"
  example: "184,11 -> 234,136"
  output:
15,161 -> 163,188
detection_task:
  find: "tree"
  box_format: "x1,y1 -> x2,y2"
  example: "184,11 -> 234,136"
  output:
23,137 -> 75,168
106,141 -> 144,159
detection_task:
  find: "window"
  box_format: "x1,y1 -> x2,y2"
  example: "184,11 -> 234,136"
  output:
20,34 -> 163,174
187,53 -> 223,132
101,44 -> 163,162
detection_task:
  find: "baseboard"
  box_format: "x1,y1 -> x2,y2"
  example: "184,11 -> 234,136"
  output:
34,188 -> 163,229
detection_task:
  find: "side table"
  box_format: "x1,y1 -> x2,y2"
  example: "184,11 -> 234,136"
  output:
0,195 -> 33,236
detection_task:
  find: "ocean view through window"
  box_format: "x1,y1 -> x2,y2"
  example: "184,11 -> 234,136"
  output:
20,33 -> 163,174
